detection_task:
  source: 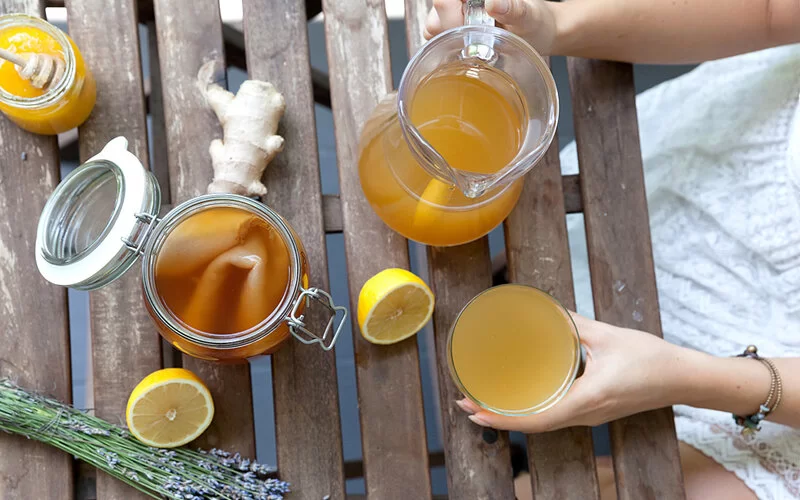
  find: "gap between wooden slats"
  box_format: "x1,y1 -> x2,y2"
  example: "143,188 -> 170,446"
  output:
403,1 -> 516,497
567,57 -> 686,499
65,0 -> 161,497
151,0 -> 256,455
0,2 -> 73,498
241,0 -> 346,498
503,57 -> 600,499
321,0 -> 433,497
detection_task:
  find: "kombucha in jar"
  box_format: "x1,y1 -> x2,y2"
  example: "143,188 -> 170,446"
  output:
143,199 -> 314,361
35,137 -> 346,363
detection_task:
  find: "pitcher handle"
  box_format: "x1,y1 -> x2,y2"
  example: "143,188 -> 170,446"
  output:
464,0 -> 495,27
462,0 -> 496,61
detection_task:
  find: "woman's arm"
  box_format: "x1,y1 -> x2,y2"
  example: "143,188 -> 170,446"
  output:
552,0 -> 800,64
425,0 -> 800,64
677,350 -> 798,428
458,314 -> 799,432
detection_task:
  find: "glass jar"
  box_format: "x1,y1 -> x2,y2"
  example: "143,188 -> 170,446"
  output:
35,137 -> 346,362
447,284 -> 584,416
0,13 -> 96,135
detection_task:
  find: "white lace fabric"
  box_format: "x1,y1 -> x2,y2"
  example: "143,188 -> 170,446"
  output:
674,406 -> 800,500
560,44 -> 800,498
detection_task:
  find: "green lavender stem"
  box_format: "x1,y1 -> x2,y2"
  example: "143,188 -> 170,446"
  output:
0,379 -> 289,500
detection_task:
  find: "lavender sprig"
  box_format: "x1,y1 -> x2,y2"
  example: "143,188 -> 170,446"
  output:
0,379 -> 289,499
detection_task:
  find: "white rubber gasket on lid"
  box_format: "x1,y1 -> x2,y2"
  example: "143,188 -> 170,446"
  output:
35,136 -> 147,288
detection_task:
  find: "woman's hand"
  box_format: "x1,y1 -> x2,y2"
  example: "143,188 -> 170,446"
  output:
424,0 -> 558,56
458,313 -> 695,433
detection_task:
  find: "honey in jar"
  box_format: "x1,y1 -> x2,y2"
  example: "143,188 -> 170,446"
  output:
0,14 -> 96,135
35,137 -> 346,362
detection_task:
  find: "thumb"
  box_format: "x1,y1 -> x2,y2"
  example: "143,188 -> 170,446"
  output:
485,0 -> 532,28
468,411 -> 517,431
468,410 -> 556,433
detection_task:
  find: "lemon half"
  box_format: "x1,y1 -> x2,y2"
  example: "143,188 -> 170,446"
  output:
125,368 -> 215,448
358,268 -> 435,345
412,178 -> 456,231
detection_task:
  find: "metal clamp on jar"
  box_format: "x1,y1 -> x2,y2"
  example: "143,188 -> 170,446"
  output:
35,136 -> 347,362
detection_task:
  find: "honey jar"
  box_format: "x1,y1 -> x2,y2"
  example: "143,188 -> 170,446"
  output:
35,137 -> 346,361
0,13 -> 96,135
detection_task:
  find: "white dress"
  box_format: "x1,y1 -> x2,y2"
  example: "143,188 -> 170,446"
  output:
560,44 -> 800,499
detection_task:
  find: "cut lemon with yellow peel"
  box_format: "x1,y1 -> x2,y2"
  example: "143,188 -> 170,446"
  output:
125,368 -> 215,448
412,178 -> 456,231
358,268 -> 435,345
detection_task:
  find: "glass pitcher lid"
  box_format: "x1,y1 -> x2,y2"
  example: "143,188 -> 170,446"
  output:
35,136 -> 161,290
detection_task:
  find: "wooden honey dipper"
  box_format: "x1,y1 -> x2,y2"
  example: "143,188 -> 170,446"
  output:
0,48 -> 66,90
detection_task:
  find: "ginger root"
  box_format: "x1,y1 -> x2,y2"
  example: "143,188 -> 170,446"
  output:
198,61 -> 286,197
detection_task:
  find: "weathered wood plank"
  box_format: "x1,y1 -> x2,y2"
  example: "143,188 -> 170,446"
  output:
0,3 -> 72,497
75,461 -> 97,500
219,22 -> 333,109
348,496 -> 449,500
145,22 -> 170,205
404,0 -> 430,55
322,0 -> 432,497
241,0 -> 346,498
503,59 -> 600,497
64,0 -> 160,497
322,194 -> 343,232
145,21 -> 182,370
403,2 -> 515,497
567,57 -> 686,499
427,243 -> 516,499
152,0 -> 255,454
562,174 -> 581,214
344,451 -> 445,479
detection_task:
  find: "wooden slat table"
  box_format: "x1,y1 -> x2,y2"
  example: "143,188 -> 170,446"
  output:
65,0 -> 159,497
0,0 -> 686,499
0,3 -> 71,499
323,0 -> 432,497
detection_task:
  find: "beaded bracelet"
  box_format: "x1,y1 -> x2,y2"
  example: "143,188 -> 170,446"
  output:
732,345 -> 783,435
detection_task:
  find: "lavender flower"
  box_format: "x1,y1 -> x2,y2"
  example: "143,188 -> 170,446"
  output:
0,379 -> 290,500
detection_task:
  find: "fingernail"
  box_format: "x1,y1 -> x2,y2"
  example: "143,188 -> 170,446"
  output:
455,399 -> 474,414
486,0 -> 509,15
469,414 -> 490,427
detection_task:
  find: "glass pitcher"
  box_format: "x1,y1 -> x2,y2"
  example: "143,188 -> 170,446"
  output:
358,0 -> 558,247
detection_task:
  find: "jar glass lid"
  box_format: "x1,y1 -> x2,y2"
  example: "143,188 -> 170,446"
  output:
35,136 -> 160,290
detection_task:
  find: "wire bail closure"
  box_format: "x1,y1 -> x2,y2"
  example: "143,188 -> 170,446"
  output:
122,212 -> 160,256
288,287 -> 348,351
